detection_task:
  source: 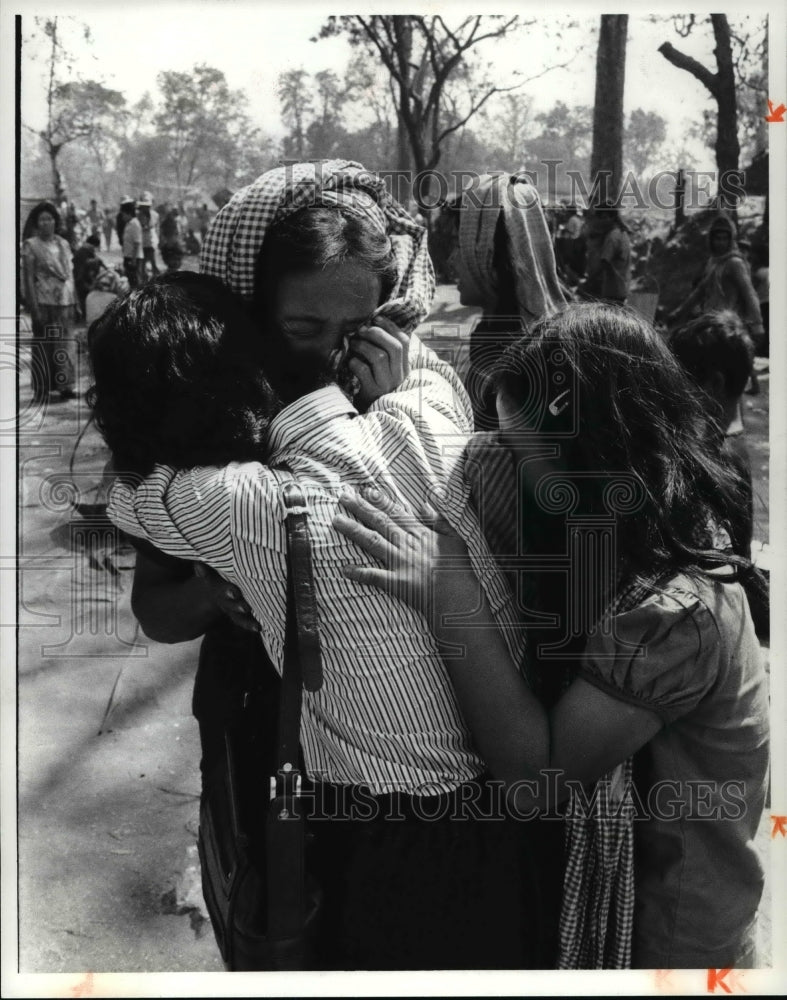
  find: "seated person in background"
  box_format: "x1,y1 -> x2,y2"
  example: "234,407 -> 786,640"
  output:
84,265 -> 126,332
669,310 -> 768,637
72,233 -> 103,319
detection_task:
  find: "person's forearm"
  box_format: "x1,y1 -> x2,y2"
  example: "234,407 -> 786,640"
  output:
431,574 -> 550,787
25,276 -> 38,316
738,275 -> 764,334
672,283 -> 701,318
132,571 -> 222,643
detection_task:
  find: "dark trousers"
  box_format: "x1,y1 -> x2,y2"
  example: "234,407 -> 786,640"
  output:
124,257 -> 142,288
306,780 -> 559,970
193,624 -> 562,971
30,305 -> 76,398
143,246 -> 159,276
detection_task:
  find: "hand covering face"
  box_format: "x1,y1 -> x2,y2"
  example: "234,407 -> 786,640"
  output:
200,159 -> 435,335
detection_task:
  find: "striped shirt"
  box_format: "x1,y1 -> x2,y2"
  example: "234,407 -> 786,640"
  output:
108,339 -> 526,795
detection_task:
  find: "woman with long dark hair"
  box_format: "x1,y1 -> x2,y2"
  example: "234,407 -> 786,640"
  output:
334,302 -> 769,969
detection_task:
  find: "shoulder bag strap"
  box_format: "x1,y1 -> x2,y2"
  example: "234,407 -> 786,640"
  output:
266,480 -> 323,945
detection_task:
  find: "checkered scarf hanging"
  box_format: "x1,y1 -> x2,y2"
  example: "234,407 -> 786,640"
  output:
555,572 -> 668,970
200,160 -> 434,335
462,433 -> 653,970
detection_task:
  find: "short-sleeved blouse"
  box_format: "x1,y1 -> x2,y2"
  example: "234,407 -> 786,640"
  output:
579,572 -> 769,968
22,235 -> 76,307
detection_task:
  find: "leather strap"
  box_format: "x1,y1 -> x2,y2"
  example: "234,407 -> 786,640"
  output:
282,481 -> 323,694
266,481 -> 323,943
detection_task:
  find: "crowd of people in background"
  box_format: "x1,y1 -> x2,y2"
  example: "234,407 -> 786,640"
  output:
19,182 -> 769,430
19,191 -> 219,403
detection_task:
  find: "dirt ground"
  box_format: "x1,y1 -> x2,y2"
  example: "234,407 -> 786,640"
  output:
12,277 -> 773,977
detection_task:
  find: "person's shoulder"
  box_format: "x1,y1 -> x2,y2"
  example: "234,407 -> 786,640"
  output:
580,571 -> 741,721
724,255 -> 752,280
643,569 -> 750,647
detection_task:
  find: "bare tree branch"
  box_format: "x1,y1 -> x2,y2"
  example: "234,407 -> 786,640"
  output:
435,83 -> 521,147
657,41 -> 718,95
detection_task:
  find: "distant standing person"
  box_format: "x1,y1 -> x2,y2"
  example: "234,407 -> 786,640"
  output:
667,215 -> 764,342
87,199 -> 105,245
159,207 -> 184,272
580,203 -> 631,305
197,203 -> 211,244
120,199 -> 144,289
21,200 -> 78,402
667,214 -> 764,393
103,206 -> 115,251
447,172 -> 566,428
115,197 -> 131,248
137,191 -> 160,278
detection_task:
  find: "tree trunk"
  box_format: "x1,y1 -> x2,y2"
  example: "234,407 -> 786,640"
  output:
394,17 -> 413,175
657,15 -> 740,208
711,14 -> 740,200
674,167 -> 686,229
49,148 -> 67,204
590,14 -> 628,205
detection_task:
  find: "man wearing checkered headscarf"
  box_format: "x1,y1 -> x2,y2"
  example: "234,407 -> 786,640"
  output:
200,160 -> 434,335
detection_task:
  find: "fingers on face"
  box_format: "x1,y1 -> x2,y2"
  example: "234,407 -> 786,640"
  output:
365,316 -> 409,345
350,337 -> 392,371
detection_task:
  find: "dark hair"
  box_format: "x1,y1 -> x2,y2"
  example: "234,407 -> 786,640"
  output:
252,205 -> 398,320
87,272 -> 279,478
494,303 -> 751,583
23,201 -> 61,239
669,311 -> 754,400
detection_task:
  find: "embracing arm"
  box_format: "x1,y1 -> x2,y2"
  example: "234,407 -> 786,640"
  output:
334,493 -> 663,808
131,549 -> 221,643
416,570 -> 661,803
668,275 -> 706,322
110,466 -> 264,641
728,259 -> 764,336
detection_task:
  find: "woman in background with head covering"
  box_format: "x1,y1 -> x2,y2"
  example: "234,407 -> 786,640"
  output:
668,214 -> 764,340
447,173 -> 567,428
667,213 -> 765,394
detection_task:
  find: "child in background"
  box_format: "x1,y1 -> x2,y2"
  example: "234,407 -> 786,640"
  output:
669,310 -> 769,637
668,310 -> 754,558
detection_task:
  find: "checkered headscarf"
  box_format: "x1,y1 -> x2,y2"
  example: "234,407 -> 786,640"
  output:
200,160 -> 434,335
458,173 -> 565,325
